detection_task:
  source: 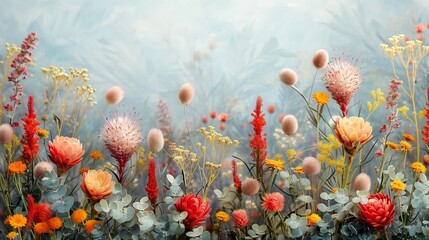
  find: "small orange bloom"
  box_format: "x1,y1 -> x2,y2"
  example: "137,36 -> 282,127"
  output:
79,168 -> 90,175
71,209 -> 87,224
402,133 -> 415,141
400,140 -> 412,152
312,92 -> 329,106
36,129 -> 49,139
85,220 -> 100,234
386,141 -> 399,150
47,217 -> 63,230
293,166 -> 305,174
306,213 -> 322,227
8,161 -> 27,174
7,214 -> 27,229
90,151 -> 103,160
33,222 -> 50,234
6,232 -> 19,239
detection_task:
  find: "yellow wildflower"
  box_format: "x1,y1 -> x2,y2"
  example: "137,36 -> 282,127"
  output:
306,213 -> 322,227
215,211 -> 230,222
90,151 -> 103,160
7,214 -> 27,229
265,158 -> 284,170
286,149 -> 297,161
36,128 -> 49,139
411,162 -> 426,174
312,92 -> 329,106
6,232 -> 19,239
402,133 -> 414,141
399,140 -> 412,152
390,179 -> 406,193
386,141 -> 399,150
293,166 -> 305,174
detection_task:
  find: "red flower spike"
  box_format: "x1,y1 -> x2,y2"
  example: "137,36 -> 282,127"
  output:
231,160 -> 241,193
249,96 -> 267,164
21,96 -> 40,164
145,158 -> 158,206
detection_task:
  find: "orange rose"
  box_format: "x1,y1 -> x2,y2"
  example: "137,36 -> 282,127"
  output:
335,116 -> 372,155
48,136 -> 84,175
81,170 -> 115,203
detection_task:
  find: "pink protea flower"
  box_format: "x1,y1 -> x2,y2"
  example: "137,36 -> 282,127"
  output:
48,136 -> 84,175
358,193 -> 394,229
262,192 -> 284,213
175,194 -> 211,230
322,58 -> 362,116
101,114 -> 142,184
232,209 -> 249,228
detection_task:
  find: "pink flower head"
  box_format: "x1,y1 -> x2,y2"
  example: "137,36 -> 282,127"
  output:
302,156 -> 321,176
322,58 -> 362,116
175,194 -> 211,230
232,209 -> 249,228
354,173 -> 371,191
262,192 -> 284,213
48,136 -> 84,175
241,178 -> 260,196
0,123 -> 14,144
281,114 -> 298,136
178,82 -> 195,105
416,23 -> 425,33
105,86 -> 124,105
147,128 -> 164,152
312,49 -> 329,69
358,193 -> 394,229
34,161 -> 54,180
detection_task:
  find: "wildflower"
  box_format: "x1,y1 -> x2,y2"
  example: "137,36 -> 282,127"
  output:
312,49 -> 329,69
210,111 -> 217,119
312,92 -> 329,105
353,173 -> 371,191
231,160 -> 242,193
145,158 -> 158,206
6,232 -> 19,239
322,58 -> 362,116
0,124 -> 14,144
21,96 -> 40,164
218,113 -> 228,122
386,141 -> 399,150
262,192 -> 284,213
34,162 -> 53,180
84,220 -> 100,234
294,166 -> 305,174
411,162 -> 426,174
422,86 -> 429,144
48,136 -> 84,175
47,217 -> 62,230
215,211 -> 230,222
306,213 -> 322,227
267,104 -> 275,114
232,209 -> 249,228
416,23 -> 425,33
147,128 -> 165,152
81,170 -> 115,203
105,85 -> 124,105
359,193 -> 394,229
402,133 -> 414,141
79,168 -> 89,175
265,158 -> 284,170
71,209 -> 87,223
241,178 -> 260,196
175,194 -> 211,230
281,114 -> 298,136
36,128 -> 49,139
302,157 -> 321,176
33,222 -> 50,234
90,151 -> 103,160
201,116 -> 208,124
101,114 -> 142,184
8,161 -> 27,174
7,214 -> 27,229
390,179 -> 406,193
331,188 -> 339,193
286,149 -> 297,160
335,116 -> 372,155
399,140 -> 412,152
178,82 -> 195,105
279,68 -> 298,86
249,97 -> 267,173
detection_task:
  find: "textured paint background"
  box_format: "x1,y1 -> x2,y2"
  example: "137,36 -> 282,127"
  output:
1,0 -> 428,151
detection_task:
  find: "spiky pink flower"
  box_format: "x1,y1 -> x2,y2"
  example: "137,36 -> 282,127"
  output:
322,59 -> 362,116
101,114 -> 142,184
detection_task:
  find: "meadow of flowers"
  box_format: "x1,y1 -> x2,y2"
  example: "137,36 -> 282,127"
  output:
0,21 -> 429,240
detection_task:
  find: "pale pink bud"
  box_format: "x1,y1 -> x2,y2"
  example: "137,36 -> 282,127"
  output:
178,83 -> 195,105
241,178 -> 260,196
267,104 -> 275,114
424,154 -> 429,165
279,68 -> 298,86
219,123 -> 226,131
277,113 -> 286,123
105,86 -> 124,105
34,161 -> 54,180
281,115 -> 298,136
354,173 -> 371,191
0,124 -> 14,144
312,49 -> 329,69
147,128 -> 165,152
302,157 -> 321,176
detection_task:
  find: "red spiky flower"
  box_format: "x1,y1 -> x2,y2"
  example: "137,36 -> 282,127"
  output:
249,96 -> 267,178
145,158 -> 158,207
231,160 -> 241,193
26,195 -> 52,228
21,96 -> 40,164
422,86 -> 429,144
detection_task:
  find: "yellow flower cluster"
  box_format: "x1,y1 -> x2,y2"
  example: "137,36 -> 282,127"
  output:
317,134 -> 341,163
367,88 -> 385,117
327,157 -> 345,174
265,158 -> 284,170
411,162 -> 426,174
390,179 -> 406,193
380,35 -> 429,62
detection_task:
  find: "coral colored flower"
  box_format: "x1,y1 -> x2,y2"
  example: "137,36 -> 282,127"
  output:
36,128 -> 49,139
6,232 -> 19,239
8,161 -> 27,174
8,214 -> 27,229
33,222 -> 50,234
264,158 -> 284,170
399,140 -> 412,152
34,203 -> 53,223
306,213 -> 322,227
391,179 -> 406,193
411,162 -> 426,174
322,59 -> 362,116
48,136 -> 84,175
312,92 -> 329,105
249,97 -> 268,171
21,96 -> 40,164
262,192 -> 284,213
358,193 -> 394,229
416,23 -> 425,33
215,211 -> 230,222
386,141 -> 399,150
175,194 -> 211,230
145,158 -> 158,206
71,209 -> 88,223
231,160 -> 241,193
218,113 -> 228,122
335,116 -> 372,155
47,217 -> 62,230
81,170 -> 115,203
90,151 -> 103,160
402,133 -> 414,141
241,178 -> 260,196
79,168 -> 90,175
293,166 -> 305,174
232,209 -> 249,228
85,220 -> 100,234
101,114 -> 142,184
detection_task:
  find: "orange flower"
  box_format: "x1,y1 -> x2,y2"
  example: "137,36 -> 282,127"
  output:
411,162 -> 426,174
400,140 -> 412,152
85,220 -> 100,234
6,232 -> 19,239
7,214 -> 27,229
36,129 -> 49,139
262,192 -> 284,213
312,92 -> 329,106
71,209 -> 87,223
81,170 -> 115,203
402,133 -> 414,141
33,222 -> 50,234
293,166 -> 305,174
335,116 -> 372,155
264,158 -> 284,170
90,151 -> 103,160
79,168 -> 90,175
386,141 -> 399,150
8,161 -> 27,174
306,213 -> 322,227
48,136 -> 84,174
47,217 -> 62,230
